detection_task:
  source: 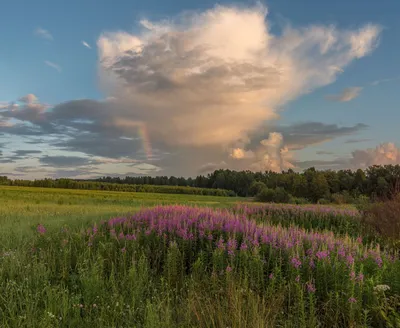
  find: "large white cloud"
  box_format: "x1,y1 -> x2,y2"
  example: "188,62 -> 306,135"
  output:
95,5 -> 380,172
1,5 -> 382,176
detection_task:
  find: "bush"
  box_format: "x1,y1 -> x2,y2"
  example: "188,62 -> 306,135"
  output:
331,191 -> 355,204
317,198 -> 331,205
249,181 -> 267,197
256,187 -> 291,203
289,196 -> 309,204
273,187 -> 291,203
360,195 -> 400,247
256,187 -> 275,202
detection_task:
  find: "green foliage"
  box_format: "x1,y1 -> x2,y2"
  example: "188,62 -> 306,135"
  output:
249,181 -> 267,196
256,187 -> 276,202
3,164 -> 400,203
0,188 -> 398,327
256,187 -> 291,203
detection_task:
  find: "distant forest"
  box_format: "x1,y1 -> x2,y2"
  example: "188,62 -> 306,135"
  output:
1,165 -> 400,203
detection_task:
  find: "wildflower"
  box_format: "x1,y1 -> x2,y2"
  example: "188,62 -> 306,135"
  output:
37,224 -> 46,235
349,271 -> 356,280
118,232 -> 125,240
309,259 -> 315,269
226,265 -> 232,273
315,250 -> 329,260
269,273 -> 274,280
217,237 -> 225,251
346,254 -> 354,266
240,242 -> 248,251
373,285 -> 390,292
306,282 -> 316,293
291,257 -> 302,269
348,297 -> 357,303
295,275 -> 300,283
375,257 -> 383,267
121,247 -> 126,253
357,273 -> 364,282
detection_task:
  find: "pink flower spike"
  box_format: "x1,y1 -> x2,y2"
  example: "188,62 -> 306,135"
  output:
37,224 -> 46,235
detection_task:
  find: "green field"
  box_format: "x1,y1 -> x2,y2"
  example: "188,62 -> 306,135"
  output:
0,186 -> 245,247
0,186 -> 399,328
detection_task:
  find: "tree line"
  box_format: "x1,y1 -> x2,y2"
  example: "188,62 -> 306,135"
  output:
96,165 -> 400,202
0,177 -> 233,197
1,164 -> 400,203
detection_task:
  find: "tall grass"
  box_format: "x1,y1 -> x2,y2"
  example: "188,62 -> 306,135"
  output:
1,205 -> 398,327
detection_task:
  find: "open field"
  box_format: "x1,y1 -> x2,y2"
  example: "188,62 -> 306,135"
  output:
0,186 -> 399,327
0,186 -> 245,248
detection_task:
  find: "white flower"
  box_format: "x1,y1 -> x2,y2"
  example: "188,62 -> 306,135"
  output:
373,284 -> 390,292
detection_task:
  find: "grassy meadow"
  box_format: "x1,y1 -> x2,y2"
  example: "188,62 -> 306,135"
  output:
0,186 -> 399,327
0,186 -> 243,248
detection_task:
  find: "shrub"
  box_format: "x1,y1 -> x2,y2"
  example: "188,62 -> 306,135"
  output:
317,198 -> 330,205
360,195 -> 400,248
256,187 -> 275,202
289,197 -> 309,205
249,181 -> 267,197
273,187 -> 291,203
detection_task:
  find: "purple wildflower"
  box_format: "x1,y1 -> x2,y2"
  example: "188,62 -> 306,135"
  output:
121,247 -> 126,253
37,224 -> 46,235
357,273 -> 364,282
348,297 -> 357,303
240,242 -> 248,251
217,237 -> 225,251
295,275 -> 300,283
291,257 -> 302,269
226,265 -> 232,273
346,254 -> 354,266
306,282 -> 316,293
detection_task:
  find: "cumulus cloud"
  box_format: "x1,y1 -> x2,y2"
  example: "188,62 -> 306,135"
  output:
19,94 -> 38,104
44,61 -> 62,72
295,142 -> 400,171
82,41 -> 92,49
34,27 -> 53,40
2,5 -> 382,175
350,142 -> 400,168
326,87 -> 363,102
249,132 -> 294,172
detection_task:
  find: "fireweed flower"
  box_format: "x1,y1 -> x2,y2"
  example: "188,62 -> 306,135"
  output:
291,257 -> 302,269
226,266 -> 232,273
90,205 -> 396,275
37,224 -> 46,235
357,273 -> 364,282
348,297 -> 357,303
306,282 -> 316,293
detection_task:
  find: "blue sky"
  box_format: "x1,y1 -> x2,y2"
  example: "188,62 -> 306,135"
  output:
0,0 -> 399,178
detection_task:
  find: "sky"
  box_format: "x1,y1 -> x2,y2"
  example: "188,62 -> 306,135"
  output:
1,0 -> 400,179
